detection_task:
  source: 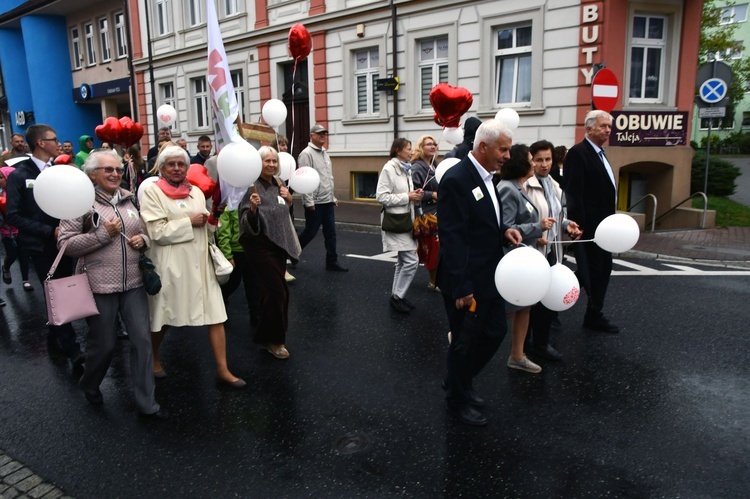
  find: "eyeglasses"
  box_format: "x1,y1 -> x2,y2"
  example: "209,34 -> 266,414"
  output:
96,166 -> 125,175
40,137 -> 58,142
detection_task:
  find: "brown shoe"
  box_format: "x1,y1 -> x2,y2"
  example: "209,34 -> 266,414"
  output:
267,344 -> 290,359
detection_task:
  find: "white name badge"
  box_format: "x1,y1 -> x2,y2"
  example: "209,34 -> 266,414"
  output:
472,187 -> 484,201
526,201 -> 534,213
26,179 -> 35,189
277,196 -> 286,205
127,209 -> 138,219
177,201 -> 187,209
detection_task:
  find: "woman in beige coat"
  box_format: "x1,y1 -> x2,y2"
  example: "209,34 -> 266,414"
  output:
376,138 -> 424,314
139,145 -> 245,388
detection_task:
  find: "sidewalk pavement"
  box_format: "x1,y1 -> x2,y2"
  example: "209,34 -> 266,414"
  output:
327,201 -> 750,265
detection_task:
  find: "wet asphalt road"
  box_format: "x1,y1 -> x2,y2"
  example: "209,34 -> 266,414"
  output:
1,230 -> 749,498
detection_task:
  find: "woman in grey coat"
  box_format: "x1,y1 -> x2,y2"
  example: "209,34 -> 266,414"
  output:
58,150 -> 166,419
376,138 -> 424,314
496,144 -> 555,375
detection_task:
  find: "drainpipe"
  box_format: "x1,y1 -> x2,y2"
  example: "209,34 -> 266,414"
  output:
123,0 -> 137,120
143,0 -> 158,145
390,0 -> 398,140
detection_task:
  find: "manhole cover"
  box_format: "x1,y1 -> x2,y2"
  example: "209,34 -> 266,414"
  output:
333,432 -> 370,455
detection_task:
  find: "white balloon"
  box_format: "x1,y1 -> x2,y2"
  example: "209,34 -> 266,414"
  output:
137,176 -> 159,204
495,108 -> 520,130
443,127 -> 464,145
217,140 -> 262,188
435,157 -> 461,183
288,166 -> 320,194
262,99 -> 287,127
541,264 -> 580,312
495,246 -> 552,306
277,152 -> 296,181
594,213 -> 640,253
156,104 -> 178,127
33,165 -> 95,220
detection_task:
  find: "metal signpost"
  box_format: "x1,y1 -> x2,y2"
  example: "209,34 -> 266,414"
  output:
696,61 -> 732,197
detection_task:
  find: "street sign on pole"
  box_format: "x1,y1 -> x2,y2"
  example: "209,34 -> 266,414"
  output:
699,78 -> 728,105
591,68 -> 619,113
699,107 -> 726,118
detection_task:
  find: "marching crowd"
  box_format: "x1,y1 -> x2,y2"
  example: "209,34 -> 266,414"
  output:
1,111 -> 619,426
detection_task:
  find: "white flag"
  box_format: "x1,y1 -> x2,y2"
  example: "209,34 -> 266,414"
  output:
206,0 -> 240,150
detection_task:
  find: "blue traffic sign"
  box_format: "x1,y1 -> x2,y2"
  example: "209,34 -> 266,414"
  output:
700,78 -> 728,104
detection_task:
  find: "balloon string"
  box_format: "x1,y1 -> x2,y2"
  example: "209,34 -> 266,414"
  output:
557,238 -> 595,244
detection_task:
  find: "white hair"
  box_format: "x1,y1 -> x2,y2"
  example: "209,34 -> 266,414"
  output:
156,145 -> 190,171
584,110 -> 613,130
473,119 -> 513,152
83,149 -> 122,174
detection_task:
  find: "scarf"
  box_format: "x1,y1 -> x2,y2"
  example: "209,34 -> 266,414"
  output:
538,174 -> 562,242
156,177 -> 192,199
399,160 -> 413,175
94,186 -> 122,207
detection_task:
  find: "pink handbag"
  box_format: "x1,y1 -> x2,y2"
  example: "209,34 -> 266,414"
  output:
43,241 -> 100,326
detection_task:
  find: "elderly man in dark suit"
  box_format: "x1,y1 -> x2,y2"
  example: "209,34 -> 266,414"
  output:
562,110 -> 619,334
437,119 -> 522,426
6,124 -> 84,369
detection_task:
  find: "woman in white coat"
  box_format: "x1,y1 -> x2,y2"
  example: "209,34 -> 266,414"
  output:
376,138 -> 424,314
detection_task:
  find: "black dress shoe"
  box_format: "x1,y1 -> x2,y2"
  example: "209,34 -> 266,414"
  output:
446,405 -> 487,426
140,407 -> 170,420
441,382 -> 485,408
84,390 -> 103,406
400,296 -> 416,310
583,316 -> 620,334
528,343 -> 563,361
389,295 -> 410,313
326,263 -> 349,272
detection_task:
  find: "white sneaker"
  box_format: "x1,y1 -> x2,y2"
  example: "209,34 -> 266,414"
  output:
507,355 -> 542,374
285,271 -> 296,282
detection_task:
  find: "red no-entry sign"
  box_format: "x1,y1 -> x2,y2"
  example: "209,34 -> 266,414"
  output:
592,68 -> 619,113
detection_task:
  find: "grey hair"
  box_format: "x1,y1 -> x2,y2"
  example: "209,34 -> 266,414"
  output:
473,119 -> 514,151
584,110 -> 613,130
83,149 -> 122,175
258,145 -> 278,160
156,145 -> 190,171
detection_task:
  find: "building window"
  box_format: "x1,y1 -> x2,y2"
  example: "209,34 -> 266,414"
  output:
187,0 -> 203,27
159,82 -> 177,132
742,112 -> 750,128
71,27 -> 82,70
355,49 -> 380,116
156,0 -> 171,36
720,3 -> 748,24
352,172 -> 378,200
191,77 -> 210,129
629,15 -> 667,103
231,70 -> 245,123
419,37 -> 449,111
84,22 -> 96,66
114,12 -> 128,59
716,40 -> 744,61
223,0 -> 239,17
494,25 -> 532,105
98,17 -> 111,63
699,117 -> 734,130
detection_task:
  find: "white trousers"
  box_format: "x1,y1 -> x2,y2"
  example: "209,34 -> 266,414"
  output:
391,250 -> 419,299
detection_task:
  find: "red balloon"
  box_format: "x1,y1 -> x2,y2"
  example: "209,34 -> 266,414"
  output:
187,163 -> 216,198
119,116 -> 144,147
53,154 -> 73,165
95,117 -> 122,145
429,83 -> 473,129
288,23 -> 312,64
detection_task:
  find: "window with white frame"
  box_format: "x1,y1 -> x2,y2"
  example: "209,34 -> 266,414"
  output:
699,117 -> 734,130
231,70 -> 246,123
98,17 -> 111,63
494,25 -> 532,105
720,3 -> 748,24
355,49 -> 380,116
71,27 -> 82,70
223,0 -> 239,17
84,22 -> 96,66
419,37 -> 449,110
156,0 -> 171,36
629,15 -> 666,103
159,82 -> 177,132
191,77 -> 210,129
716,40 -> 744,61
187,0 -> 203,27
114,12 -> 127,58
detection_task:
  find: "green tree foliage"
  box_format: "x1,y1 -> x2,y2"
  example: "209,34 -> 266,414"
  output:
691,151 -> 741,195
700,0 -> 750,129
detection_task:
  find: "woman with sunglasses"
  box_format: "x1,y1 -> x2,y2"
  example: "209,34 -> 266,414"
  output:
58,150 -> 167,418
410,135 -> 441,292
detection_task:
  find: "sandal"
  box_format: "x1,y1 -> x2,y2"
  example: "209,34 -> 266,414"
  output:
23,281 -> 33,291
266,344 -> 290,359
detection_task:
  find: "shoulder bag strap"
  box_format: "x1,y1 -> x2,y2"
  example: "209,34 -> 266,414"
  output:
47,240 -> 69,280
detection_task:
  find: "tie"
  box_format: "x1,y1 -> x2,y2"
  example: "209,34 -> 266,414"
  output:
598,150 -> 606,163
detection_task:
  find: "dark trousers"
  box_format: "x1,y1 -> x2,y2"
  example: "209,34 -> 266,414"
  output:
573,241 -> 613,318
443,295 -> 507,409
298,202 -> 338,265
220,250 -> 259,321
2,236 -> 30,280
30,248 -> 81,359
247,247 -> 289,345
530,251 -> 559,348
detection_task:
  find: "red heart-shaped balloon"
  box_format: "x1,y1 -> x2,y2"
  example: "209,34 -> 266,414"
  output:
119,117 -> 144,147
288,23 -> 312,64
429,84 -> 473,128
95,117 -> 122,145
187,163 -> 216,198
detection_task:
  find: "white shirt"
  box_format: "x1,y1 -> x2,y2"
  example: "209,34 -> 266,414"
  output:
30,156 -> 52,173
467,152 -> 501,227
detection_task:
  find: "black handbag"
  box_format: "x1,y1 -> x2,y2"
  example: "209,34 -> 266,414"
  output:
381,209 -> 413,233
139,251 -> 162,295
